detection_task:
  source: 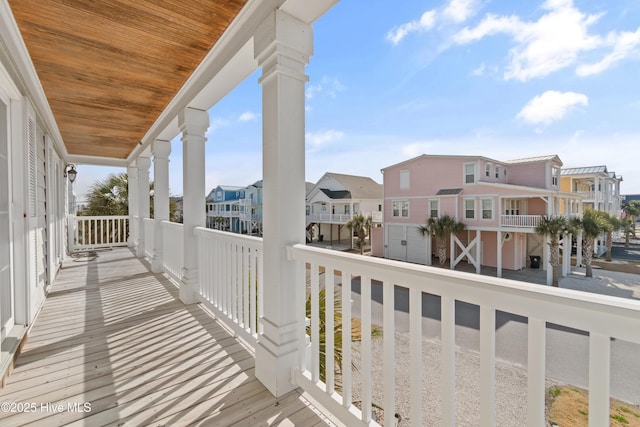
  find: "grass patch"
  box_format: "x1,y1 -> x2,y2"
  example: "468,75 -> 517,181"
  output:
548,385 -> 640,427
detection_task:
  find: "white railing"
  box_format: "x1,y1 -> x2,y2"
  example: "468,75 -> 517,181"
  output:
307,211 -> 383,224
195,228 -> 263,347
500,214 -> 542,228
69,215 -> 129,251
161,221 -> 184,281
287,244 -> 640,427
143,218 -> 154,259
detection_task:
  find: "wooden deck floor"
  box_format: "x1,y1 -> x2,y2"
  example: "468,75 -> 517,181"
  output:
0,248 -> 336,426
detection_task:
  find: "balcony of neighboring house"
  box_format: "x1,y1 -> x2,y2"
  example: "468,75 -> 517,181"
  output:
306,210 -> 383,224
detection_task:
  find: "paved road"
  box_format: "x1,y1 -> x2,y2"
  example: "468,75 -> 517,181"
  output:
611,245 -> 640,261
341,274 -> 640,404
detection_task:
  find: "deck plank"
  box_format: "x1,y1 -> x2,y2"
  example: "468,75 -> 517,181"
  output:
0,248 -> 337,426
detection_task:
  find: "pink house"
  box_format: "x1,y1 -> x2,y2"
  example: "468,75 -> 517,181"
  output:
376,154 -> 583,278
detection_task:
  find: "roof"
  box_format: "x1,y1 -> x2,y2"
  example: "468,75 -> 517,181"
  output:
217,185 -> 244,192
436,188 -> 463,195
561,166 -> 608,175
505,155 -> 562,164
322,173 -> 383,199
319,189 -> 351,199
8,1 -> 247,159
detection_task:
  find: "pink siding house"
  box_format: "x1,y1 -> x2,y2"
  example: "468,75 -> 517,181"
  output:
376,154 -> 582,278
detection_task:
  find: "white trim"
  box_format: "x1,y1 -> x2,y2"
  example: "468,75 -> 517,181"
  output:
391,200 -> 409,218
464,198 -> 476,220
480,197 -> 494,221
463,162 -> 476,184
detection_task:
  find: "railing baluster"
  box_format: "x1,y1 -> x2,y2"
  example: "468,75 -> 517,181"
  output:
325,265 -> 335,394
236,243 -> 242,324
589,333 -> 610,427
243,246 -> 250,330
257,250 -> 263,335
527,318 -> 546,426
410,288 -> 423,427
361,275 -> 372,424
383,281 -> 395,427
480,306 -> 496,426
296,257 -> 306,374
230,241 -> 237,322
441,296 -> 456,426
249,249 -> 257,335
341,270 -> 352,408
310,262 -> 320,382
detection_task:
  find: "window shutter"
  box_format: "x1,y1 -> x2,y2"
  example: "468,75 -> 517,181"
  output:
27,113 -> 37,217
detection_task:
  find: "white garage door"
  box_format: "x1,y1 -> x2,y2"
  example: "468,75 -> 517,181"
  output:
406,226 -> 427,264
387,224 -> 406,261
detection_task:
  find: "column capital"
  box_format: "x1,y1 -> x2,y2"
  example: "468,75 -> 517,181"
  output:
136,156 -> 151,172
152,139 -> 171,159
254,10 -> 312,84
178,107 -> 209,137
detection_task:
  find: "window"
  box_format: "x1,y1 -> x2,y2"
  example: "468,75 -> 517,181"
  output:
551,167 -> 559,186
485,164 -> 491,177
495,166 -> 500,179
464,199 -> 475,219
464,163 -> 475,184
344,205 -> 350,214
481,199 -> 493,219
400,169 -> 410,189
392,200 -> 409,217
429,199 -> 439,218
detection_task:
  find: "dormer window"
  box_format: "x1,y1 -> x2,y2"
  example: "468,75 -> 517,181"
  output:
485,164 -> 491,177
552,167 -> 560,186
495,166 -> 500,179
464,163 -> 475,184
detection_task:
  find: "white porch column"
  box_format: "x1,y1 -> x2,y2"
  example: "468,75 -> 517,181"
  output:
136,156 -> 151,258
254,9 -> 312,397
151,140 -> 171,273
497,230 -> 502,278
179,107 -> 209,304
127,164 -> 139,248
562,233 -> 570,277
476,230 -> 481,274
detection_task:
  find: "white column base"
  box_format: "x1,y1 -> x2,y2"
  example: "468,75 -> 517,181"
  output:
151,255 -> 163,273
255,319 -> 298,397
179,269 -> 199,304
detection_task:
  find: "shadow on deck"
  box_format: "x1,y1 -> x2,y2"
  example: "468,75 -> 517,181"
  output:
0,248 -> 335,426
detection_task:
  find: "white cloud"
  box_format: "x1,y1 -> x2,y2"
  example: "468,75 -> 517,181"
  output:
305,77 -> 345,100
306,130 -> 345,148
238,111 -> 257,122
577,27 -> 640,76
387,10 -> 436,45
517,90 -> 588,126
453,0 -> 604,81
443,0 -> 478,23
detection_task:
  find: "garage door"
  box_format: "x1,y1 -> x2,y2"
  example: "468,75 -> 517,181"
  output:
387,224 -> 406,261
406,226 -> 427,264
387,225 -> 427,264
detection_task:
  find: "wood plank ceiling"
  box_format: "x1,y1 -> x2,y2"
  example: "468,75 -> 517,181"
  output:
9,0 -> 247,159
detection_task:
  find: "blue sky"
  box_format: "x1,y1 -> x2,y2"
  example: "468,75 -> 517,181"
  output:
76,0 -> 640,199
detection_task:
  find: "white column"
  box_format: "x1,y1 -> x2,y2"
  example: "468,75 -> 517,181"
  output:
562,233 -> 569,277
151,140 -> 171,273
254,9 -> 312,397
179,107 -> 209,304
135,156 -> 151,258
127,164 -> 139,248
476,230 -> 481,274
545,197 -> 552,285
497,230 -> 502,278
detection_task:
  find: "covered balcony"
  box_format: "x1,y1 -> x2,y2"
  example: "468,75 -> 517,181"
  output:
1,1 -> 639,426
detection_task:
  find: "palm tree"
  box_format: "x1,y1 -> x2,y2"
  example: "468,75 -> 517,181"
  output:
600,213 -> 622,262
622,200 -> 640,247
306,288 -> 362,391
418,214 -> 465,267
346,214 -> 373,255
570,210 -> 609,278
534,215 -> 569,287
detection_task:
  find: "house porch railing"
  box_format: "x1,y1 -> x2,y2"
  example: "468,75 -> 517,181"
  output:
68,215 -> 129,252
98,215 -> 640,426
307,211 -> 383,224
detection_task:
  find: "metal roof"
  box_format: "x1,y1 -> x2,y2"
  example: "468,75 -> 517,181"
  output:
561,166 -> 608,175
505,155 -> 561,164
436,188 -> 463,195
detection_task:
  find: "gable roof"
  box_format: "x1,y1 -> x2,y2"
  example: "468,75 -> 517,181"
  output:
322,172 -> 383,199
